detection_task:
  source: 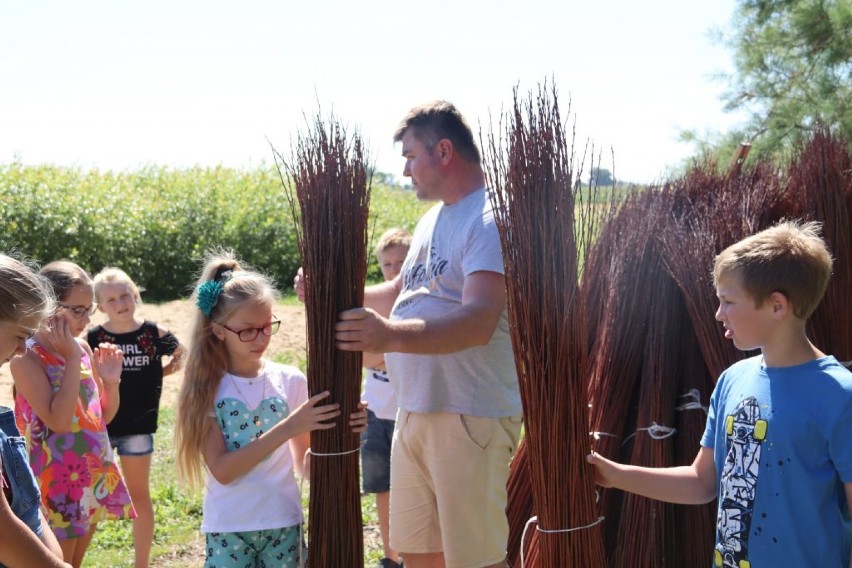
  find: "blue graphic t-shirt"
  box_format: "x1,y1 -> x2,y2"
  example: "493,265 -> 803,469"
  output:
701,355 -> 852,567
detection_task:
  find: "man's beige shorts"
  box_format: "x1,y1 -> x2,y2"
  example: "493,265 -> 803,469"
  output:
389,410 -> 522,568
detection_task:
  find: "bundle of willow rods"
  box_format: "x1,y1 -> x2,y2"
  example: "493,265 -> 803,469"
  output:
508,130 -> 851,567
657,166 -> 773,380
506,437 -> 538,567
583,189 -> 667,558
783,130 -> 852,362
275,115 -> 370,567
484,83 -> 606,567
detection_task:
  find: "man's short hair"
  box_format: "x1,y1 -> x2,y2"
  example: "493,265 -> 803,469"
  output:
712,220 -> 833,319
394,100 -> 481,164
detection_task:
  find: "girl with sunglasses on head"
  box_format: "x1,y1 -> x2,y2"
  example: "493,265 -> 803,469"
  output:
11,260 -> 135,568
176,251 -> 367,568
86,267 -> 185,568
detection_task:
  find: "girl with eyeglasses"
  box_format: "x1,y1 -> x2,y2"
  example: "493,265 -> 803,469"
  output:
175,251 -> 367,568
11,260 -> 135,568
86,267 -> 185,568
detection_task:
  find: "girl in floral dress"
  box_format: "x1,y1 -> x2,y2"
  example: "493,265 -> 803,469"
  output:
11,261 -> 135,568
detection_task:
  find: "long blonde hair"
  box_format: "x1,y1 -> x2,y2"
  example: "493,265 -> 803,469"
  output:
175,251 -> 279,487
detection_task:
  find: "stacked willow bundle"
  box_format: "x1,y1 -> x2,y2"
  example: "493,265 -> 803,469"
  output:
506,438 -> 538,567
583,189 -> 666,560
484,84 -> 606,567
658,163 -> 783,379
783,130 -> 852,362
275,115 -> 370,567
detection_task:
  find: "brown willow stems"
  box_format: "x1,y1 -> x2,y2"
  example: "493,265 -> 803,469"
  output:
784,129 -> 852,363
273,114 -> 370,567
484,83 -> 606,567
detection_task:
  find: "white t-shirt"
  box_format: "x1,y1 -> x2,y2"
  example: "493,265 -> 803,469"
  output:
385,188 -> 521,418
362,367 -> 398,421
201,361 -> 308,533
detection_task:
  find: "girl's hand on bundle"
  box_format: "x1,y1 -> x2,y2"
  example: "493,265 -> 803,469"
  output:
349,401 -> 369,433
93,343 -> 123,385
288,391 -> 341,435
48,314 -> 82,362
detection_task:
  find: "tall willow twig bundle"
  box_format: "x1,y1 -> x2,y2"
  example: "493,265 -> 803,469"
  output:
483,83 -> 606,567
783,130 -> 852,362
273,114 -> 370,567
612,270 -> 682,568
583,189 -> 667,557
669,314 -> 716,567
506,437 -> 539,567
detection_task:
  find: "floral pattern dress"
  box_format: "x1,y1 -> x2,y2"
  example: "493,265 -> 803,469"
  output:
14,342 -> 135,539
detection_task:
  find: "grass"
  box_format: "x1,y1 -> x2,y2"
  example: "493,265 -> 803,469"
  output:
86,407 -> 204,567
86,390 -> 386,566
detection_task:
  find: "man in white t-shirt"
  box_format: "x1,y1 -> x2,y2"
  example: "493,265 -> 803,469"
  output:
335,101 -> 522,568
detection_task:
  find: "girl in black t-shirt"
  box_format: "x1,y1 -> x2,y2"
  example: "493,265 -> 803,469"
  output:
87,268 -> 185,568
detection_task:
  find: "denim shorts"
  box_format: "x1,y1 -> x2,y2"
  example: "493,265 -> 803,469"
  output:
0,406 -> 43,538
360,409 -> 395,494
110,433 -> 154,456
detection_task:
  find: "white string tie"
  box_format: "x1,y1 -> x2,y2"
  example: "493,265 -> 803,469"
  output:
297,445 -> 362,567
623,422 -> 677,444
306,446 -> 361,457
520,515 -> 605,568
589,431 -> 620,441
675,388 -> 708,414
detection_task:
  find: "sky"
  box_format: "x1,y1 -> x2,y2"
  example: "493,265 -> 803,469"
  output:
0,0 -> 743,184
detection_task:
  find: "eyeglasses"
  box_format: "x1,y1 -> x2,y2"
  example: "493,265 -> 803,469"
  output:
221,319 -> 281,342
58,303 -> 96,318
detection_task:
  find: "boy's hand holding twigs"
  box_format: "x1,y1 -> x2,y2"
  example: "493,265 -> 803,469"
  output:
349,401 -> 369,433
586,451 -> 619,488
93,343 -> 123,385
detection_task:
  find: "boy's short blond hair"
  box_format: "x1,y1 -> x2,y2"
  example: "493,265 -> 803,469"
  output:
93,267 -> 143,304
375,228 -> 412,261
712,220 -> 833,319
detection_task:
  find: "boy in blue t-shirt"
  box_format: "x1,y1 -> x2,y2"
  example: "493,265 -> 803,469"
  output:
587,220 -> 852,567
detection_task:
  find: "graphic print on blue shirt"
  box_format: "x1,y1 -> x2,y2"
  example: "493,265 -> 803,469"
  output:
715,396 -> 768,568
215,396 -> 288,452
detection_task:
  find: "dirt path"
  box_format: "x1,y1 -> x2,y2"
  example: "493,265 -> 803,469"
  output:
0,300 -> 307,408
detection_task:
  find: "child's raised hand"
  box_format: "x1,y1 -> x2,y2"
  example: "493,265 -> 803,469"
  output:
48,314 -> 82,361
286,391 -> 341,436
93,343 -> 123,385
349,401 -> 369,433
586,450 -> 619,488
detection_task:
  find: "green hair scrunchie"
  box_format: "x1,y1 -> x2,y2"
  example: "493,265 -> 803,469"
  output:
196,280 -> 225,317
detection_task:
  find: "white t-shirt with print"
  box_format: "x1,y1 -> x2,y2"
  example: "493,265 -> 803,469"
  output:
201,361 -> 308,533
